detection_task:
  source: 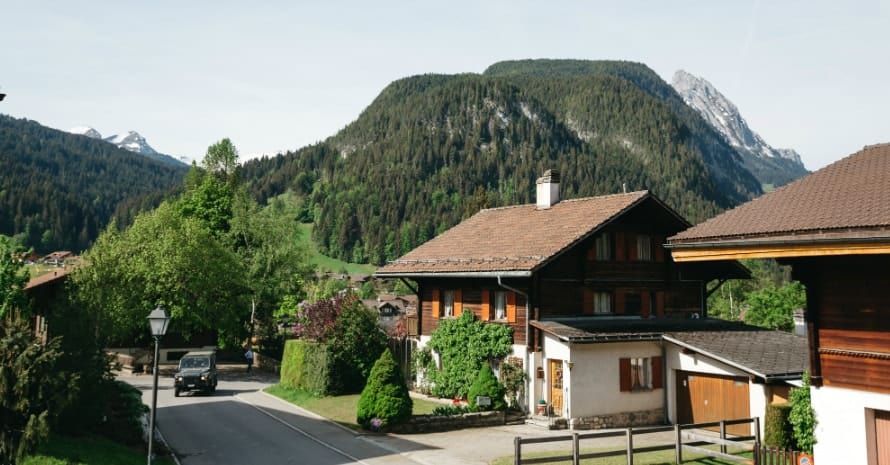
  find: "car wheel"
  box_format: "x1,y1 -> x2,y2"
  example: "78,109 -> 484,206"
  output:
174,389 -> 180,397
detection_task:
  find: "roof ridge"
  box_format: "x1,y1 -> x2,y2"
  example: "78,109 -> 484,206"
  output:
479,190 -> 649,213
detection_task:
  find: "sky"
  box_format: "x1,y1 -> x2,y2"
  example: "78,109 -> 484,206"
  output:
3,1 -> 889,170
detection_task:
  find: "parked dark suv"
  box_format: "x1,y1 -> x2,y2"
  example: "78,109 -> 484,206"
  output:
173,350 -> 217,397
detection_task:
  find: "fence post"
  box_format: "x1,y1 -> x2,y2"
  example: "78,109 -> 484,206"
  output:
675,423 -> 682,464
720,420 -> 727,455
514,436 -> 521,465
754,416 -> 761,445
626,427 -> 634,465
573,432 -> 580,465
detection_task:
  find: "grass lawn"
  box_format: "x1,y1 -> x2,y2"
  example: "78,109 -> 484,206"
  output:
295,223 -> 376,275
22,434 -> 176,465
265,384 -> 442,430
489,444 -> 753,465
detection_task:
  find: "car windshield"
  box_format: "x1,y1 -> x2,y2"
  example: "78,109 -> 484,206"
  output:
180,357 -> 209,369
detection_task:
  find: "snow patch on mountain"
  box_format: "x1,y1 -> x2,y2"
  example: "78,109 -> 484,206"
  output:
68,126 -> 103,140
104,131 -> 158,155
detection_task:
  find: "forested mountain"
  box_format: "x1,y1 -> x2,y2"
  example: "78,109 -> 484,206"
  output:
0,115 -> 187,252
241,59 -> 765,266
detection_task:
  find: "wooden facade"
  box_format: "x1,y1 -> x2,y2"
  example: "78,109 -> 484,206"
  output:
414,201 -> 712,344
788,255 -> 890,394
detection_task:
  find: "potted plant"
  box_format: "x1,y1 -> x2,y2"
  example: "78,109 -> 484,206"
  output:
537,399 -> 547,415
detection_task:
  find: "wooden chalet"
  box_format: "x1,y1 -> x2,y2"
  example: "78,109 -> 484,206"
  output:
668,143 -> 890,463
376,170 -> 753,427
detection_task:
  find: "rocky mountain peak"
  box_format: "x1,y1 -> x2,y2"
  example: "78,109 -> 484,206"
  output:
671,70 -> 808,187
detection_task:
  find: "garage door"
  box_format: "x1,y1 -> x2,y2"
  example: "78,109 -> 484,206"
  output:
876,409 -> 890,465
676,371 -> 750,436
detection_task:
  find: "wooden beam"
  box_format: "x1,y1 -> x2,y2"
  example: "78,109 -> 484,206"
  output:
671,243 -> 890,262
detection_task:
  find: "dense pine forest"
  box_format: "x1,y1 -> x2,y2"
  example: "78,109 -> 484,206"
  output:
0,115 -> 187,252
241,59 -> 764,265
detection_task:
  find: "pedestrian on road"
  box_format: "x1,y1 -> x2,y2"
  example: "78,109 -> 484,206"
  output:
245,347 -> 254,373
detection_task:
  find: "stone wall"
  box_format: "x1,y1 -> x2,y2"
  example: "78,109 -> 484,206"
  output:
389,410 -> 526,434
569,408 -> 664,430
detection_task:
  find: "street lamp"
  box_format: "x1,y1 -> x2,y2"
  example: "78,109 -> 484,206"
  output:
146,306 -> 170,464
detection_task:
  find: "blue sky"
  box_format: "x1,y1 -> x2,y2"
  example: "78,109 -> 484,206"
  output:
3,1 -> 888,169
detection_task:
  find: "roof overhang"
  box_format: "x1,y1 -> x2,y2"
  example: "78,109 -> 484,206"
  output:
670,237 -> 890,262
373,270 -> 533,279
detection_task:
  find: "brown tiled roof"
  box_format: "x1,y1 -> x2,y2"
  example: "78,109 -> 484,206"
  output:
672,143 -> 890,243
376,191 -> 651,275
664,330 -> 808,380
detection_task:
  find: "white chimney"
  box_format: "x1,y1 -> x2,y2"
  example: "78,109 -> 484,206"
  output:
536,169 -> 560,209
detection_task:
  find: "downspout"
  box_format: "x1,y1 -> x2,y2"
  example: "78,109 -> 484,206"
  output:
497,275 -> 529,347
661,339 -> 668,425
498,274 -> 531,412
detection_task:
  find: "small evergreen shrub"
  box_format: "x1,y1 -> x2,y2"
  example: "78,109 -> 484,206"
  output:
99,380 -> 149,446
467,364 -> 506,411
431,405 -> 472,416
789,372 -> 817,454
357,348 -> 413,430
764,403 -> 793,449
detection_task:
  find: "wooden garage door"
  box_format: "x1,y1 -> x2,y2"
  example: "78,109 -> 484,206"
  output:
676,371 -> 750,436
876,409 -> 890,465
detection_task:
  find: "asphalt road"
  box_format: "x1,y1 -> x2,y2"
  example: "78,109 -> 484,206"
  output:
122,367 -> 425,465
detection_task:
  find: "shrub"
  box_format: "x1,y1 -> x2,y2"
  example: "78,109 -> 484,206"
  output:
431,405 -> 472,416
789,372 -> 817,454
357,348 -> 412,430
98,381 -> 149,446
764,403 -> 793,449
427,311 -> 513,398
468,364 -> 506,411
280,340 -> 333,395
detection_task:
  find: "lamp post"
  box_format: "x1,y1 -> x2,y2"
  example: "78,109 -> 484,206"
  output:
146,306 -> 170,465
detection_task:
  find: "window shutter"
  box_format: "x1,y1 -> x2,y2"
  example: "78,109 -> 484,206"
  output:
615,233 -> 626,261
587,246 -> 596,261
454,290 -> 463,317
481,290 -> 491,320
652,356 -> 664,389
615,290 -> 626,315
432,289 -> 440,318
641,292 -> 651,319
656,291 -> 665,317
583,288 -> 594,315
654,236 -> 664,262
619,358 -> 632,392
627,233 -> 637,261
506,291 -> 517,323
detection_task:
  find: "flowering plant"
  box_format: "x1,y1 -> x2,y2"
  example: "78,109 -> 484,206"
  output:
370,418 -> 383,432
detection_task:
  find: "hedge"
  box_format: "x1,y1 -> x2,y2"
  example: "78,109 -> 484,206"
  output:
764,403 -> 793,449
280,340 -> 333,395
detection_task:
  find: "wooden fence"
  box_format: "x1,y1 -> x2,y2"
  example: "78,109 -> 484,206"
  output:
514,418 -> 766,465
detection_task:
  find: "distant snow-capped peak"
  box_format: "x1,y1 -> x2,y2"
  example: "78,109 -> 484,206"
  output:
68,125 -> 103,140
671,70 -> 802,164
104,131 -> 158,156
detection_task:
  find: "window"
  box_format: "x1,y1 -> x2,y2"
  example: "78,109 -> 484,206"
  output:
443,290 -> 454,317
624,293 -> 642,315
494,291 -> 507,320
595,233 -> 612,261
594,292 -> 612,314
636,234 -> 652,261
619,356 -> 663,392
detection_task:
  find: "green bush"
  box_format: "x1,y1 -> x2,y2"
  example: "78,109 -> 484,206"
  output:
98,381 -> 150,446
431,405 -> 472,416
764,403 -> 793,449
789,372 -> 817,454
467,364 -> 506,411
280,340 -> 333,395
356,348 -> 412,430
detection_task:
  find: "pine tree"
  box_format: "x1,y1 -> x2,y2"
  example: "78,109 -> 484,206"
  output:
356,348 -> 412,430
467,363 -> 506,411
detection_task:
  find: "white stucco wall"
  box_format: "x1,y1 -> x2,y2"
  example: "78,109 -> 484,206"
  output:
812,384 -> 890,465
665,343 -> 771,437
542,335 -> 663,419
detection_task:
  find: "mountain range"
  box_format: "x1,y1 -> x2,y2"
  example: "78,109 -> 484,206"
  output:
671,70 -> 809,188
241,59 -> 807,265
0,115 -> 187,252
68,126 -> 188,167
